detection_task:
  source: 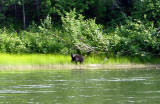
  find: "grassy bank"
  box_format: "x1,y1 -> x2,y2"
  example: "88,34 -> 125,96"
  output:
0,54 -> 71,65
0,53 -> 160,69
0,53 -> 136,65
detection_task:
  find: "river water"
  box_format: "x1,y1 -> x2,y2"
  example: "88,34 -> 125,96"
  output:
0,68 -> 160,104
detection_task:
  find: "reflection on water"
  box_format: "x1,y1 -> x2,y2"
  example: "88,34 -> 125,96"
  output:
0,69 -> 160,104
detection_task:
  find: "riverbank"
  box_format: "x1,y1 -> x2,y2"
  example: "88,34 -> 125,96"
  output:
0,54 -> 160,70
0,64 -> 160,70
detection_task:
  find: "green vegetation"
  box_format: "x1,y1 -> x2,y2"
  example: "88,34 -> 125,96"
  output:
0,54 -> 71,65
0,54 -> 160,67
0,0 -> 160,65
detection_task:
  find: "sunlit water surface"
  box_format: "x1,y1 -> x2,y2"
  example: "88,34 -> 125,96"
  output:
0,69 -> 160,104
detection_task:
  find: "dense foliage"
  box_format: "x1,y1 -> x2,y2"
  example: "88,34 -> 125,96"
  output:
0,0 -> 160,58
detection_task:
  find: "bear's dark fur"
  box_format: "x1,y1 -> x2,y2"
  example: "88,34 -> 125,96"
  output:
71,54 -> 84,64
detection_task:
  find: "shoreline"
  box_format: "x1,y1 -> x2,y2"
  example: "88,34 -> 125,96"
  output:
0,64 -> 160,70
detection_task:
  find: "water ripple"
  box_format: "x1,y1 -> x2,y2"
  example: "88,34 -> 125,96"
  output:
12,84 -> 54,88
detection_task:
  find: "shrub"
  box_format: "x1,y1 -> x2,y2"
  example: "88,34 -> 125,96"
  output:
61,9 -> 108,53
133,0 -> 160,27
109,20 -> 158,58
0,29 -> 27,53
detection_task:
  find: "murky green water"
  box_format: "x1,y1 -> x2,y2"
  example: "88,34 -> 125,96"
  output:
0,69 -> 160,104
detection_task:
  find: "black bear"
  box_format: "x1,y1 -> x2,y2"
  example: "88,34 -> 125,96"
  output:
71,54 -> 84,64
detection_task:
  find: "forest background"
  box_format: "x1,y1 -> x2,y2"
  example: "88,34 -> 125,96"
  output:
0,0 -> 160,60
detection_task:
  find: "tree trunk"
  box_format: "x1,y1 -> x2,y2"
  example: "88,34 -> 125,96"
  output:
14,2 -> 17,19
22,1 -> 26,30
35,0 -> 40,22
112,0 -> 120,9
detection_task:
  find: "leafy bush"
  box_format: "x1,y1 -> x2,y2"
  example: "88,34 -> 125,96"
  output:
20,31 -> 64,54
0,29 -> 27,53
61,9 -> 108,53
109,20 -> 159,58
133,0 -> 160,27
0,17 -> 65,54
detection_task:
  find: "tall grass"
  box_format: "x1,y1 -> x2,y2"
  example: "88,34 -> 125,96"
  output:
0,54 -> 71,65
85,55 -> 160,65
0,53 -> 160,66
